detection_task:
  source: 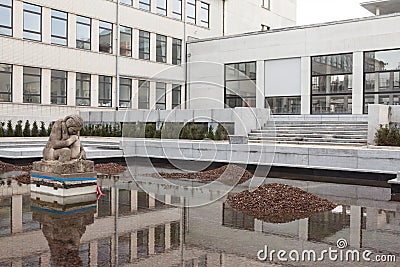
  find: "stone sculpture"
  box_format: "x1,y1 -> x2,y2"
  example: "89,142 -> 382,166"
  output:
43,114 -> 86,162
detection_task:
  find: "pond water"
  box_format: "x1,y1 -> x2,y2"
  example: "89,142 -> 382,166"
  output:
0,161 -> 399,266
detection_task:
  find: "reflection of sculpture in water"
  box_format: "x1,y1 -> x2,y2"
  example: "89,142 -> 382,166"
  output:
43,115 -> 86,162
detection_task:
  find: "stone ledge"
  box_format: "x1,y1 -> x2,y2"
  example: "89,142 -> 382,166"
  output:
32,160 -> 94,174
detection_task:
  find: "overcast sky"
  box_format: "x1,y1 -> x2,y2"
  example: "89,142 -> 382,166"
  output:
296,0 -> 374,25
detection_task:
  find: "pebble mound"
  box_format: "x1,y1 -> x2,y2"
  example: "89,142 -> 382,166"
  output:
226,183 -> 337,223
0,161 -> 31,173
13,173 -> 31,184
95,163 -> 127,175
155,164 -> 253,186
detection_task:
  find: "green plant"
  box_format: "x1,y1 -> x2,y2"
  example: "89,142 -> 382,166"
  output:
47,122 -> 54,136
0,122 -> 4,137
23,120 -> 31,137
375,124 -> 400,146
31,121 -> 39,137
6,120 -> 13,137
39,121 -> 47,137
206,125 -> 215,140
15,120 -> 23,137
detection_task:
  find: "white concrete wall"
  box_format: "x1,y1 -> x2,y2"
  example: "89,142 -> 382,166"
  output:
187,14 -> 400,111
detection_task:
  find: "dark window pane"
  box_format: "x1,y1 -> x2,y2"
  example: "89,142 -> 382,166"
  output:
0,64 -> 12,102
99,21 -> 113,53
156,82 -> 166,110
99,75 -> 112,107
139,31 -> 150,60
172,84 -> 181,109
138,80 -> 150,109
139,0 -> 151,11
51,70 -> 67,105
76,73 -> 91,106
172,38 -> 181,65
156,35 -> 167,63
225,62 -> 256,108
312,95 -> 352,114
119,78 -> 132,107
23,67 -> 41,103
266,96 -> 301,115
120,26 -> 132,57
312,54 -> 353,75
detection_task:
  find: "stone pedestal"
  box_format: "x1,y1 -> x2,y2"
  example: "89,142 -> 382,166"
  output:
30,160 -> 97,196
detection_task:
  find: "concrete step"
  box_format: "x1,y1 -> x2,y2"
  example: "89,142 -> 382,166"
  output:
248,140 -> 366,146
251,130 -> 367,135
264,126 -> 368,131
272,121 -> 368,125
248,136 -> 367,143
248,133 -> 367,139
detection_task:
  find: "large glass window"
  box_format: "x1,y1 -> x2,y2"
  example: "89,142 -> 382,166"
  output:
172,84 -> 181,109
99,76 -> 112,107
76,16 -> 91,50
51,70 -> 67,105
156,82 -> 166,110
23,3 -> 41,41
311,54 -> 353,114
120,0 -> 132,5
225,62 -> 256,108
156,35 -> 167,63
139,0 -> 151,11
139,30 -> 150,60
138,80 -> 150,109
76,73 -> 91,106
200,2 -> 210,28
266,96 -> 301,115
187,0 -> 196,24
119,78 -> 131,107
0,64 -> 12,102
99,21 -> 112,53
0,0 -> 12,36
51,10 -> 67,46
23,67 -> 41,103
364,49 -> 400,113
172,38 -> 181,65
172,0 -> 182,19
120,26 -> 132,57
157,0 -> 167,16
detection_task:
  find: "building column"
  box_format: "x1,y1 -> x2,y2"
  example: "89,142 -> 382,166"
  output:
352,52 -> 364,114
92,19 -> 100,53
42,69 -> 51,105
148,226 -> 155,255
13,0 -> 23,39
298,218 -> 309,241
132,79 -> 139,109
166,84 -> 173,110
13,65 -> 23,103
350,205 -> 362,249
133,29 -> 139,59
366,207 -> 378,230
254,219 -> 263,232
181,84 -> 186,110
256,60 -> 265,109
111,235 -> 116,267
165,223 -> 171,250
42,7 -> 51,44
111,187 -> 117,216
165,194 -> 172,205
67,72 -> 76,106
130,190 -> 138,212
148,193 -> 156,208
112,76 -> 117,108
167,37 -> 173,65
301,56 -> 311,114
89,241 -> 98,266
91,74 -> 99,107
150,33 -> 156,62
149,82 -> 156,110
11,195 -> 23,234
130,231 -> 138,262
68,14 -> 76,48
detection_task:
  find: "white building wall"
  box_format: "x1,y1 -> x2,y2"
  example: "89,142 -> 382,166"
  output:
187,14 -> 400,112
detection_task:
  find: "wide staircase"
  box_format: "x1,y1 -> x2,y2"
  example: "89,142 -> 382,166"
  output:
248,120 -> 368,146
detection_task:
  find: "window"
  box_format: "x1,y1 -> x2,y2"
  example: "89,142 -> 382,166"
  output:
23,3 -> 41,41
172,84 -> 181,109
51,10 -> 67,46
76,73 -> 91,106
364,49 -> 400,113
172,0 -> 182,19
120,26 -> 132,57
172,38 -> 182,65
139,0 -> 151,11
156,82 -> 166,109
263,0 -> 270,9
261,24 -> 270,31
0,64 -> 12,102
266,96 -> 301,115
0,0 -> 12,36
200,2 -> 209,28
187,0 -> 196,24
120,0 -> 132,5
99,76 -> 112,107
225,62 -> 256,108
139,30 -> 150,60
138,80 -> 150,109
156,35 -> 167,63
51,70 -> 67,105
311,54 -> 353,114
157,0 -> 167,16
119,78 -> 131,107
23,67 -> 41,103
76,16 -> 91,50
99,21 -> 113,53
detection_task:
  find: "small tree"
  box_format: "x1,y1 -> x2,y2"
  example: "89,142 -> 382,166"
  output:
0,122 -> 4,137
206,125 -> 215,140
6,120 -> 13,137
15,120 -> 23,137
31,121 -> 39,137
23,120 -> 31,137
39,121 -> 47,137
47,122 -> 54,136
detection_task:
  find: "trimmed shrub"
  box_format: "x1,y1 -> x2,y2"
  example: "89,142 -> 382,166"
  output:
31,121 -> 39,137
15,120 -> 23,137
375,124 -> 400,146
0,122 -> 4,137
6,120 -> 13,137
206,125 -> 215,140
23,120 -> 31,137
39,121 -> 47,137
47,122 -> 54,136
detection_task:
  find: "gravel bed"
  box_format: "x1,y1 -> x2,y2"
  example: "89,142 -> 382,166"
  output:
94,163 -> 127,175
